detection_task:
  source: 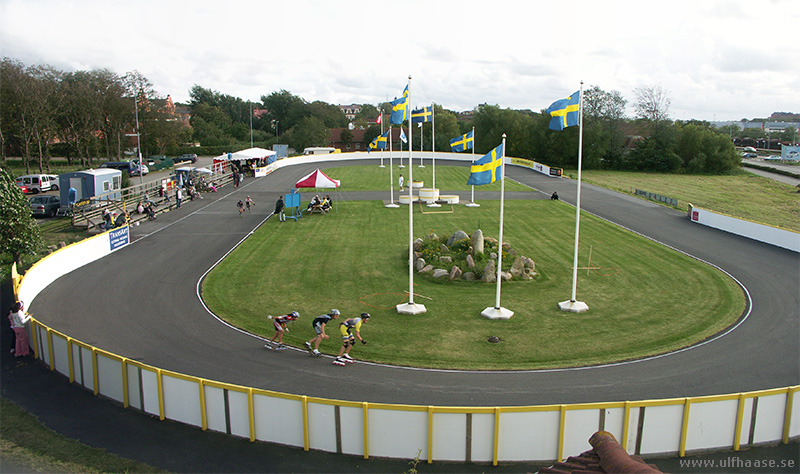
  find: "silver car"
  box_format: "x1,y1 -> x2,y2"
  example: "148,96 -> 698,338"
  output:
29,195 -> 61,217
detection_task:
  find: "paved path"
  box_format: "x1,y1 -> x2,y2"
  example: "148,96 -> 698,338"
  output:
26,160 -> 799,408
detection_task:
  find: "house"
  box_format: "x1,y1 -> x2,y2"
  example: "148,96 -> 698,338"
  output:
338,104 -> 362,121
328,127 -> 407,152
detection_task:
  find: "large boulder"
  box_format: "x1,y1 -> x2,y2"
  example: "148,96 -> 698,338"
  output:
462,272 -> 477,281
413,238 -> 424,251
509,257 -> 526,278
471,229 -> 484,254
465,254 -> 475,268
482,260 -> 496,282
432,268 -> 449,278
419,264 -> 434,273
500,271 -> 512,282
449,266 -> 462,280
447,230 -> 469,247
415,258 -> 426,271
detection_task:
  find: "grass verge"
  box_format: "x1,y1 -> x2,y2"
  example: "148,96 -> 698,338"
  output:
0,397 -> 165,473
578,169 -> 800,231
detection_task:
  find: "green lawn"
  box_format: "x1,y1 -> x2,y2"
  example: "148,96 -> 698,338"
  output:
203,171 -> 745,369
578,169 -> 800,232
297,163 -> 533,192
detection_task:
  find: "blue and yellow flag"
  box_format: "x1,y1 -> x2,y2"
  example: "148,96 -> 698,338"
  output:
411,106 -> 432,123
467,143 -> 504,186
450,130 -> 474,152
368,130 -> 389,151
546,91 -> 580,131
390,85 -> 409,125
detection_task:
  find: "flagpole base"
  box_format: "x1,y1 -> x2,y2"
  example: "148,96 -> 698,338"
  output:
481,307 -> 514,320
399,165 -> 405,168
379,165 -> 385,168
385,203 -> 400,208
465,202 -> 481,208
396,302 -> 427,315
426,203 -> 441,208
418,165 -> 425,168
558,299 -> 589,313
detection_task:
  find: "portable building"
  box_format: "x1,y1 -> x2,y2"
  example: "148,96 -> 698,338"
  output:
59,168 -> 122,206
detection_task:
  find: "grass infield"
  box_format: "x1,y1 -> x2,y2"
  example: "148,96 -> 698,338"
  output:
202,165 -> 745,370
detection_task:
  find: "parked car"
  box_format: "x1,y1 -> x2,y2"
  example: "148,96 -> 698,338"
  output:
175,153 -> 197,164
48,175 -> 60,190
131,163 -> 150,176
15,174 -> 55,194
741,152 -> 757,158
99,161 -> 148,176
29,195 -> 61,217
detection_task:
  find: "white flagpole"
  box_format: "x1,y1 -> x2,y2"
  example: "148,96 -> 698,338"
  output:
481,134 -> 513,320
386,125 -> 398,208
379,109 -> 385,168
397,75 -> 426,315
418,121 -> 424,167
466,127 -> 479,207
559,81 -> 589,313
428,106 -> 440,207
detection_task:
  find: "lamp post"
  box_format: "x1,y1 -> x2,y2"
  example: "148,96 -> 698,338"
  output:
134,92 -> 143,186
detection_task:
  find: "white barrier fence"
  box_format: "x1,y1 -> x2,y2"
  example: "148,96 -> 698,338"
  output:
689,205 -> 800,253
17,155 -> 799,465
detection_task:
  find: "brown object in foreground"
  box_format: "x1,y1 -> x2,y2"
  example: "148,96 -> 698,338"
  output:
538,431 -> 664,474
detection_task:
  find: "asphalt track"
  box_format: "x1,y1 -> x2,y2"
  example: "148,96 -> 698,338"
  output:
28,159 -> 800,407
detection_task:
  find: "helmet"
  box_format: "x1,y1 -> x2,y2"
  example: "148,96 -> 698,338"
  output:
331,309 -> 340,316
360,312 -> 371,320
290,311 -> 299,319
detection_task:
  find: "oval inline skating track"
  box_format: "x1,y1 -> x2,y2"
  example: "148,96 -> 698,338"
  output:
28,159 -> 799,408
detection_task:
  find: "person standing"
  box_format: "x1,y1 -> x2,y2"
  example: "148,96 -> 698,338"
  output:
275,195 -> 285,222
176,187 -> 182,209
8,301 -> 31,357
264,311 -> 299,350
398,174 -> 404,192
333,313 -> 370,366
304,309 -> 340,356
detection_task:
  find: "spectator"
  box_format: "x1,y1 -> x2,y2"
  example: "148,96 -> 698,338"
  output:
275,195 -> 285,222
176,187 -> 182,209
8,301 -> 31,357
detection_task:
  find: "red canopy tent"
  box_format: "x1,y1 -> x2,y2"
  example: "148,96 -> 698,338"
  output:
295,168 -> 341,188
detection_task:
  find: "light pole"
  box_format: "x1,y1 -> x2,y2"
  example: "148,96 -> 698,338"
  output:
134,91 -> 143,186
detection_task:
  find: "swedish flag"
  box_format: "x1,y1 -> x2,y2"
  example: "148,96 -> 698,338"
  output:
467,143 -> 504,186
411,106 -> 432,123
546,91 -> 580,131
450,130 -> 474,152
390,85 -> 409,125
368,130 -> 389,151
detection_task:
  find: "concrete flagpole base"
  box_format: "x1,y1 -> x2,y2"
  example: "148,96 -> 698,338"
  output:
465,202 -> 480,207
385,203 -> 400,208
426,203 -> 441,207
396,302 -> 427,315
481,307 -> 514,320
558,299 -> 589,313
379,165 -> 386,168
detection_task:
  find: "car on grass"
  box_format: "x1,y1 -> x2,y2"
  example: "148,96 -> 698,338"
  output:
29,195 -> 61,217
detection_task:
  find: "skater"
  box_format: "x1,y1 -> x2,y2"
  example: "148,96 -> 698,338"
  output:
398,174 -> 404,192
333,313 -> 370,366
264,311 -> 299,350
245,195 -> 255,212
237,199 -> 245,217
304,309 -> 340,356
274,195 -> 285,222
551,191 -> 559,200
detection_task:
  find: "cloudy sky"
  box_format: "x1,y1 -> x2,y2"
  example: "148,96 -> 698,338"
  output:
2,0 -> 798,121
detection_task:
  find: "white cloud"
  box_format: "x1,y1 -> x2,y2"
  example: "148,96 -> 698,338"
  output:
1,0 -> 798,120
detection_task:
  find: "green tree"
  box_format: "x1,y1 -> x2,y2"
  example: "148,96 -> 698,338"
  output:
261,90 -> 309,133
308,101 -> 348,128
287,116 -> 327,151
0,168 -> 42,268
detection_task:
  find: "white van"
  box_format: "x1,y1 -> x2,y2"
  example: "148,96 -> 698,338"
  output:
302,147 -> 338,155
15,174 -> 57,194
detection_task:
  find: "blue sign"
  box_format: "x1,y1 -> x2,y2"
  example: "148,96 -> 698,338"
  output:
109,226 -> 130,251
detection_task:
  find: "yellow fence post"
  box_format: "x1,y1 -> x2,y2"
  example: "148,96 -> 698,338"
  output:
302,395 -> 309,451
156,368 -> 165,421
427,406 -> 434,464
248,388 -> 255,442
198,379 -> 207,431
734,393 -> 746,451
362,402 -> 370,459
783,386 -> 796,444
679,398 -> 692,457
493,407 -> 500,466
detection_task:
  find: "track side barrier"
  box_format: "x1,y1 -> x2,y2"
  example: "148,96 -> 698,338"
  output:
14,155 -> 800,464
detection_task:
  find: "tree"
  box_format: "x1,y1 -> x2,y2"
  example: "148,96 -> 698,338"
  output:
287,116 -> 327,151
583,85 -> 628,168
0,167 -> 42,268
261,90 -> 309,133
634,85 -> 671,123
